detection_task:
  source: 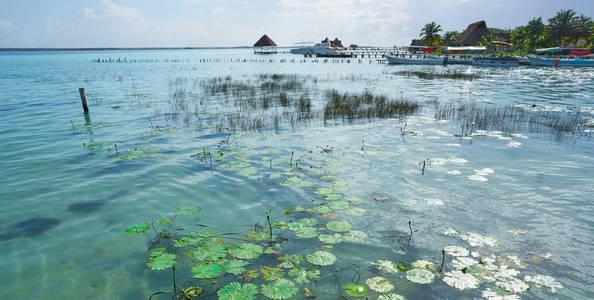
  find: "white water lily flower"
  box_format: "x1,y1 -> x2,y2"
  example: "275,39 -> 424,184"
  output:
481,288 -> 521,300
366,276 -> 394,293
373,260 -> 398,274
444,246 -> 470,257
460,232 -> 501,248
496,277 -> 529,293
524,274 -> 563,293
443,270 -> 480,290
452,257 -> 478,269
424,198 -> 444,206
468,174 -> 488,182
406,268 -> 435,284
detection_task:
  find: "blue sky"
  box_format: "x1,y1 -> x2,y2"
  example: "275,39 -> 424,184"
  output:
0,0 -> 591,47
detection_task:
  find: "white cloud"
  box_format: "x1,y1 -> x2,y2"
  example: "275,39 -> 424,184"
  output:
83,0 -> 141,20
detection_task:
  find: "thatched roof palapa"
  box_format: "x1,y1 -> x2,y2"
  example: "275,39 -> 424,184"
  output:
254,35 -> 277,47
452,20 -> 489,46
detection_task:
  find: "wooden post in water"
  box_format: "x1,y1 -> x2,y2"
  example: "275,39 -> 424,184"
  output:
79,88 -> 89,114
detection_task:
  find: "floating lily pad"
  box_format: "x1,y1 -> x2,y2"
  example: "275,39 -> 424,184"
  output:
524,274 -> 563,293
315,188 -> 333,195
287,176 -> 302,182
261,266 -> 285,281
288,267 -> 320,283
378,293 -> 407,300
452,257 -> 478,269
324,194 -> 343,201
444,246 -> 470,257
411,260 -> 436,270
239,167 -> 257,176
314,206 -> 332,214
319,233 -> 344,244
124,223 -> 150,234
230,243 -> 264,260
345,196 -> 363,204
157,219 -> 173,226
299,181 -> 313,187
496,277 -> 530,293
344,230 -> 368,242
397,261 -> 411,271
295,227 -> 319,238
345,207 -> 366,216
306,251 -> 336,266
299,218 -> 318,226
366,276 -> 394,293
406,269 -> 435,284
147,253 -> 178,270
460,232 -> 501,248
246,230 -> 268,241
177,206 -> 202,215
278,255 -> 303,269
442,270 -> 480,290
327,221 -> 352,232
217,282 -> 258,300
222,259 -> 249,275
328,201 -> 349,210
260,279 -> 298,299
344,283 -> 368,297
190,243 -> 228,261
192,263 -> 223,278
373,260 -> 398,274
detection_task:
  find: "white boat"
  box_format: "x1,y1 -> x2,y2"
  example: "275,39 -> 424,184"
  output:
526,56 -> 594,67
290,40 -> 346,56
385,54 -> 443,65
472,56 -> 519,67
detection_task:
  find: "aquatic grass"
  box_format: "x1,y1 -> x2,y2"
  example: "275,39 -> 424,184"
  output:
435,103 -> 593,141
393,70 -> 480,80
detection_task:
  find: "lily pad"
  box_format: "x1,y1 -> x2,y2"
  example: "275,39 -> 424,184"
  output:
246,230 -> 268,241
315,188 -> 333,195
328,201 -> 349,210
373,260 -> 398,274
319,233 -> 344,244
524,274 -> 563,293
366,276 -> 394,293
190,243 -> 228,261
327,221 -> 352,232
177,206 -> 202,215
406,269 -> 435,284
344,230 -> 368,242
260,279 -> 298,299
157,219 -> 174,226
288,267 -> 320,283
295,227 -> 319,238
306,251 -> 336,266
230,243 -> 264,260
378,293 -> 407,300
345,196 -> 363,204
147,253 -> 178,271
314,206 -> 332,214
444,245 -> 470,257
442,270 -> 480,290
345,207 -> 366,216
217,282 -> 258,300
344,283 -> 368,297
192,263 -> 223,278
124,223 -> 150,234
222,259 -> 249,275
324,194 -> 343,201
411,260 -> 436,270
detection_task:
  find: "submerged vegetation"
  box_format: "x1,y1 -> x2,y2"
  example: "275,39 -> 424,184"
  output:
393,70 -> 481,81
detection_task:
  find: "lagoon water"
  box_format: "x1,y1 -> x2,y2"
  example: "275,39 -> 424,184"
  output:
0,49 -> 593,299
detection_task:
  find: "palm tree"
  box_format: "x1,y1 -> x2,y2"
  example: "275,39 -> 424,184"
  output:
574,15 -> 593,42
526,17 -> 545,35
477,33 -> 498,50
548,9 -> 577,45
420,22 -> 443,46
442,31 -> 460,46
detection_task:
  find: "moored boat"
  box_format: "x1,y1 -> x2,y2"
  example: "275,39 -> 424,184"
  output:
385,54 -> 443,65
472,55 -> 519,67
526,56 -> 594,67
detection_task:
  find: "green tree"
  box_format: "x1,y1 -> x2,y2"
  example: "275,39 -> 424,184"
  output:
511,26 -> 529,50
420,22 -> 443,46
574,15 -> 593,42
442,31 -> 460,46
548,9 -> 578,45
477,33 -> 498,50
526,17 -> 545,35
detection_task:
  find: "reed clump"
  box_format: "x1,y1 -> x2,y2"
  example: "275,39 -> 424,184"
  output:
394,70 -> 480,80
323,90 -> 420,124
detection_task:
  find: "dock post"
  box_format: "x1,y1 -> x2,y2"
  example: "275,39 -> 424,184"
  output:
79,88 -> 89,114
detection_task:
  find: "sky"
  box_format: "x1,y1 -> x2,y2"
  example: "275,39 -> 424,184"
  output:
0,0 -> 591,48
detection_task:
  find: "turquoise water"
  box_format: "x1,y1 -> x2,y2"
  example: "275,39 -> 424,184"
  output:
0,49 -> 593,299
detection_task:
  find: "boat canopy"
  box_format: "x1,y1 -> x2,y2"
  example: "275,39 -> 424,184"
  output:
535,47 -> 561,53
445,46 -> 486,52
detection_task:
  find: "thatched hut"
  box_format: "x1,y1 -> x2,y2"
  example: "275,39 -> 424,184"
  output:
452,20 -> 489,46
253,34 -> 277,54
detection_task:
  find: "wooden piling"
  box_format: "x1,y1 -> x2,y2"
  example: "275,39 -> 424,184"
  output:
79,88 -> 89,114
